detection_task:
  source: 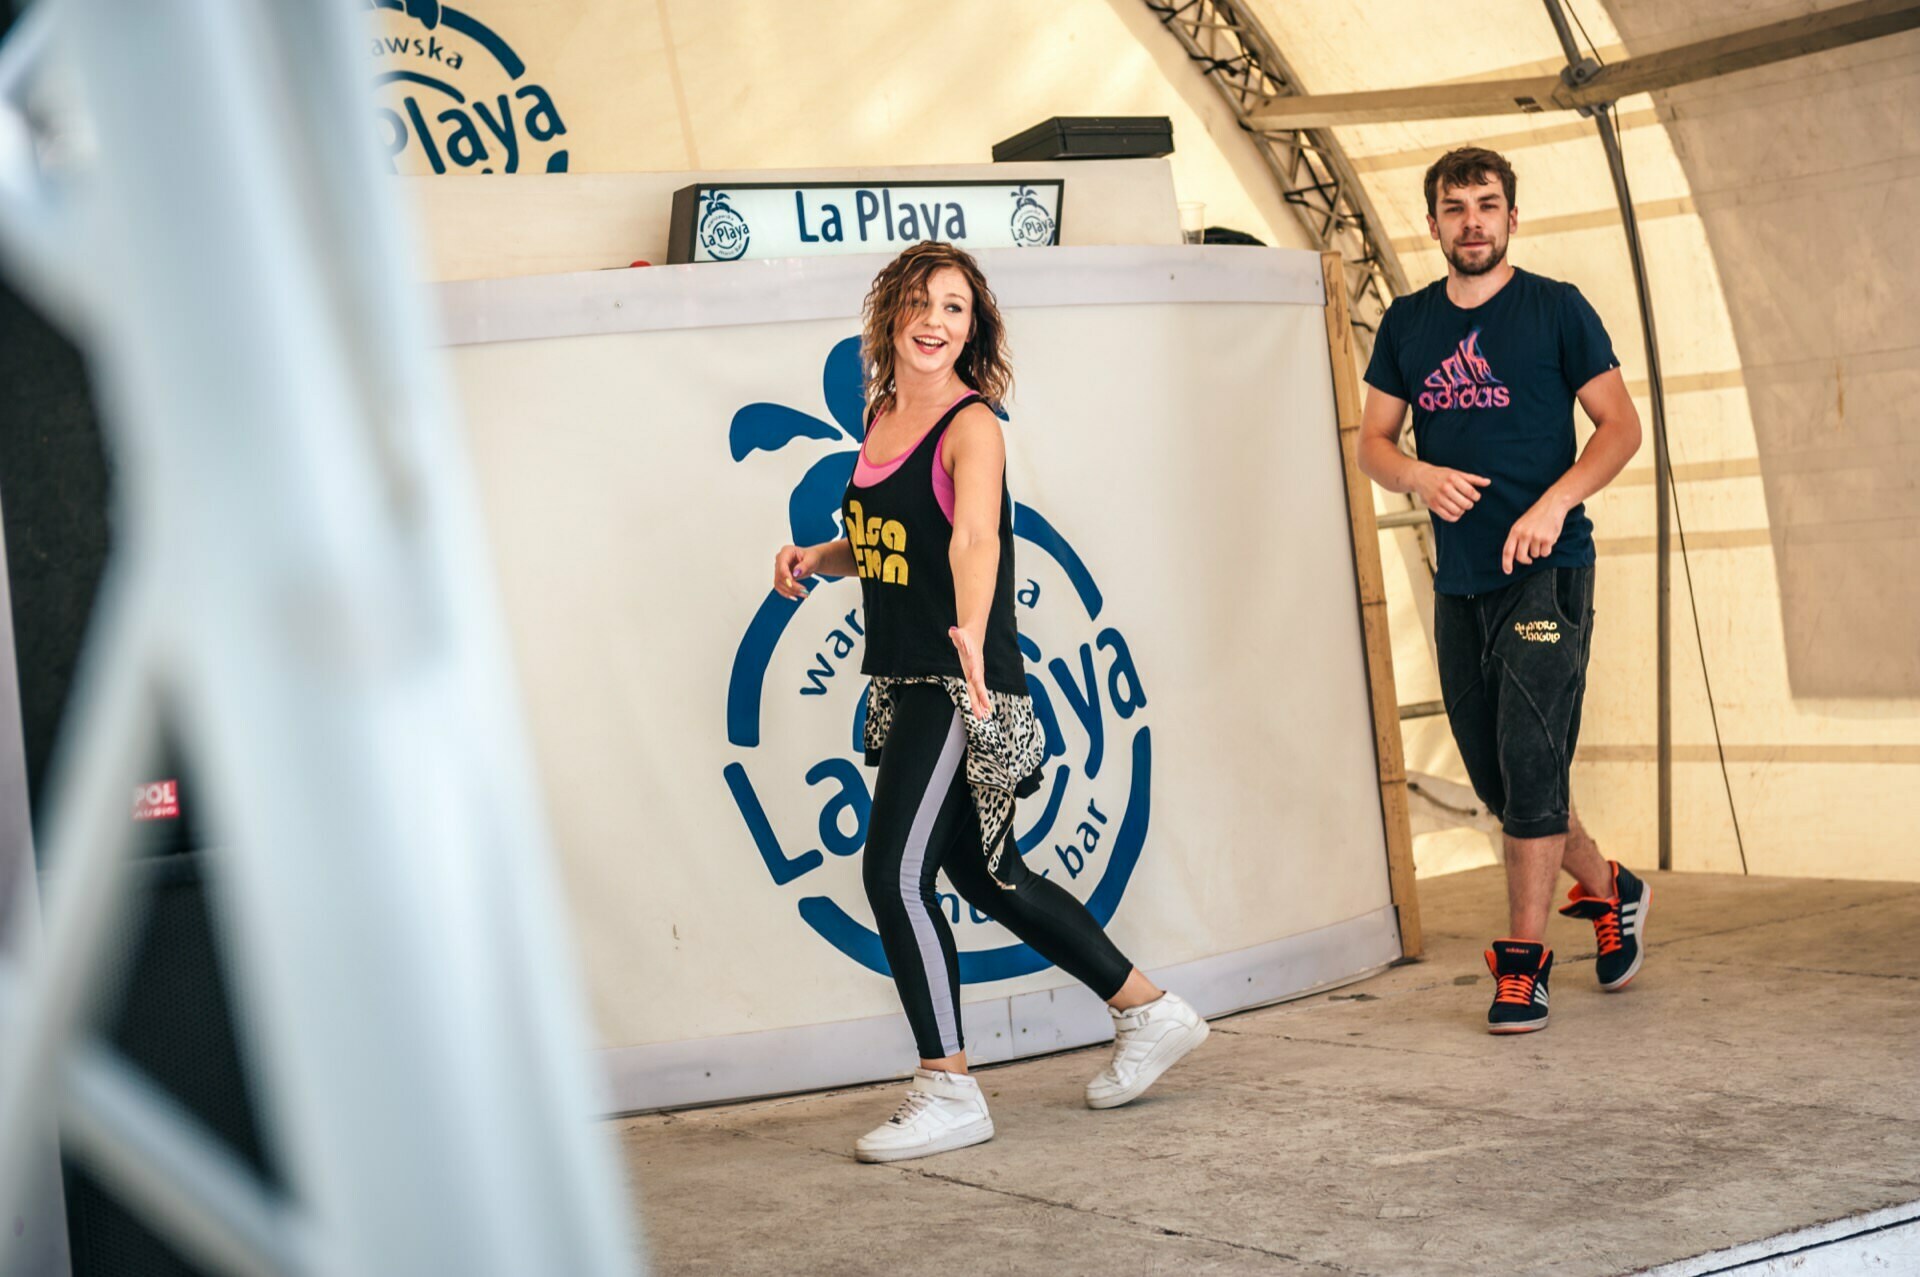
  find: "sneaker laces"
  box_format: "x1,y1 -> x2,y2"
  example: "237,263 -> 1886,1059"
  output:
886,1090 -> 936,1126
1493,972 -> 1537,1006
1591,906 -> 1624,956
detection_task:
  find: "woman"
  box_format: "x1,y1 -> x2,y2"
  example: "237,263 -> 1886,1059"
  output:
771,242 -> 1208,1164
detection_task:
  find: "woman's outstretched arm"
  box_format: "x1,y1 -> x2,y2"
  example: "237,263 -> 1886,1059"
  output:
943,403 -> 1005,717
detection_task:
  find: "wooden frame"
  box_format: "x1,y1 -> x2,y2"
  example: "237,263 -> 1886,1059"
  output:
1250,0 -> 1920,129
1321,252 -> 1423,960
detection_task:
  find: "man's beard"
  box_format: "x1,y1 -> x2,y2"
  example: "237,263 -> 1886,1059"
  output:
1445,236 -> 1507,277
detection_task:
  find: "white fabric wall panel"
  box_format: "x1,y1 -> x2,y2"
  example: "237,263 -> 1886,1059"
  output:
435,247 -> 1398,1110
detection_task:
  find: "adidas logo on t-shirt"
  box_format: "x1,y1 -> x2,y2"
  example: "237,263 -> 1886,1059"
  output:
1419,329 -> 1511,411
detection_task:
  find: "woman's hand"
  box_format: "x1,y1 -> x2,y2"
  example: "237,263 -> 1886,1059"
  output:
949,626 -> 991,720
773,544 -> 820,599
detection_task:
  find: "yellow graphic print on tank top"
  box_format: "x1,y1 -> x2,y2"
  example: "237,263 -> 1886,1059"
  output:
847,498 -> 909,585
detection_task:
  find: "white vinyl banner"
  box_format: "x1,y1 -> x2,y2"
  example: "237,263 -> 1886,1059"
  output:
435,247 -> 1398,1112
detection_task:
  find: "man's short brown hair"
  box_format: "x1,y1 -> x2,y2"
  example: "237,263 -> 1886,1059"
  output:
1424,147 -> 1517,219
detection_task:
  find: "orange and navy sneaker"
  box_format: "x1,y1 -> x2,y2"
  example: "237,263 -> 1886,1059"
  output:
1484,939 -> 1552,1034
1559,861 -> 1650,990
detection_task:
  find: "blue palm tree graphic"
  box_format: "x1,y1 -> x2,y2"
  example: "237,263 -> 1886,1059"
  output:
724,335 -> 1015,750
725,336 -> 865,750
729,335 -> 868,547
723,338 -> 1155,983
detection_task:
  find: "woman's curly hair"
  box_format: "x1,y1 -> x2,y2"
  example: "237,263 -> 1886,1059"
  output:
860,241 -> 1012,422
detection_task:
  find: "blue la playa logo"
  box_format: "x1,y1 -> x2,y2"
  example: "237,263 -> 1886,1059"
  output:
1009,186 -> 1056,248
724,338 -> 1151,983
366,0 -> 569,174
698,192 -> 750,262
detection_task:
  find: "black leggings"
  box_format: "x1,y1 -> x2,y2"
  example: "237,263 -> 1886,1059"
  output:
863,682 -> 1134,1060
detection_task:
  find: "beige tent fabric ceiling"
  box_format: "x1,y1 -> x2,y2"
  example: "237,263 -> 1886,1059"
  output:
1248,0 -> 1920,881
378,0 -> 1919,881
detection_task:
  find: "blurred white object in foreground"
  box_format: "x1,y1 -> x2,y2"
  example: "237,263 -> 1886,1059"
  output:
0,1 -> 639,1273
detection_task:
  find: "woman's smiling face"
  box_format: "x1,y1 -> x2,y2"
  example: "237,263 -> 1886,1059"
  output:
893,266 -> 974,380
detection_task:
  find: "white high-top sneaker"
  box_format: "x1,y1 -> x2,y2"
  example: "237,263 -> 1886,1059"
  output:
853,1069 -> 994,1164
1085,992 -> 1209,1110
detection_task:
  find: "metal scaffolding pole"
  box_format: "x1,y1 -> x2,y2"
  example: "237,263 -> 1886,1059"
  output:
1542,0 -> 1674,871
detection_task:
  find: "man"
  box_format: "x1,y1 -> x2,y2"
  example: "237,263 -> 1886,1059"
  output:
1358,147 -> 1647,1034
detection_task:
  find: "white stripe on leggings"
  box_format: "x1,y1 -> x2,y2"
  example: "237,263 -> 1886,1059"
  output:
901,708 -> 968,1058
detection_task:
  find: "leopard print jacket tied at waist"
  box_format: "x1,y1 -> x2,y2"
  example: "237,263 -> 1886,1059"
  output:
863,676 -> 1047,888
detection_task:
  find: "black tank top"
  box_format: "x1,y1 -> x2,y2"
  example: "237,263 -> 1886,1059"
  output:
844,394 -> 1026,694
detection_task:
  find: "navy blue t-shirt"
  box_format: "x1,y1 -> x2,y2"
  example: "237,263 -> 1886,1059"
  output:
1364,268 -> 1618,596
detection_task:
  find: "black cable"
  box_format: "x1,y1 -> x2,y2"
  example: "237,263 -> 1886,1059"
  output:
1568,0 -> 1607,65
1605,114 -> 1751,875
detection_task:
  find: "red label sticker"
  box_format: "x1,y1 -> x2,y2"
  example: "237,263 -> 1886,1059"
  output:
133,779 -> 180,821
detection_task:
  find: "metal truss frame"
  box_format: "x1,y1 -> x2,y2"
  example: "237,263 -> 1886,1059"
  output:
1144,0 -> 1410,339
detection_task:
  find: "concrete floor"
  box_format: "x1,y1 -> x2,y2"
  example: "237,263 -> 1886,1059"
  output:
615,867 -> 1920,1275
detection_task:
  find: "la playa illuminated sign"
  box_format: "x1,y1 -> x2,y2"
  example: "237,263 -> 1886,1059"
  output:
669,181 -> 1064,263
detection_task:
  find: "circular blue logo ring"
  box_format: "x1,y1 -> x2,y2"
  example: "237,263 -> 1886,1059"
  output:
725,504 -> 1150,983
367,0 -> 571,173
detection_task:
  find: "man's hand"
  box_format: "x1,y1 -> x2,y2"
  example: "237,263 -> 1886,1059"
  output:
1503,498 -> 1568,575
1411,463 -> 1492,523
